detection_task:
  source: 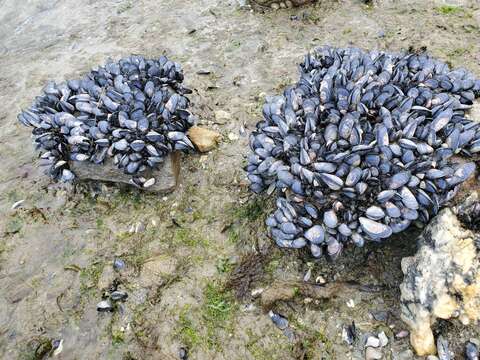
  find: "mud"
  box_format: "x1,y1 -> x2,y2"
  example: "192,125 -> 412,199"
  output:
1,0 -> 480,359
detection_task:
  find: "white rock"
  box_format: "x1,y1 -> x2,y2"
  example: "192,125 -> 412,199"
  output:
365,336 -> 380,348
228,132 -> 239,141
378,331 -> 388,347
251,288 -> 264,297
365,346 -> 382,360
400,200 -> 480,356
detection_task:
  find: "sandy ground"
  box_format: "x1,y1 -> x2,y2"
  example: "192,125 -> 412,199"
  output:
1,0 -> 480,359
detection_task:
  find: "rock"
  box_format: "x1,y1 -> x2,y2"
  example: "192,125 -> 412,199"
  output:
187,126 -> 221,152
365,336 -> 380,348
400,202 -> 480,356
378,331 -> 388,347
228,132 -> 239,141
71,152 -> 180,193
395,330 -> 409,339
397,350 -> 414,360
426,356 -> 439,360
365,346 -> 382,360
270,2 -> 280,9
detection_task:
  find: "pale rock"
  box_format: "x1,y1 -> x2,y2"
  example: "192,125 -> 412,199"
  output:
378,331 -> 388,347
400,204 -> 480,356
365,336 -> 380,348
365,346 -> 382,360
228,132 -> 239,141
187,126 -> 221,152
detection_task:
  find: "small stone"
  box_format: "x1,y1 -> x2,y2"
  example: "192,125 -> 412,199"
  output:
378,331 -> 388,347
365,346 -> 382,360
279,2 -> 286,8
315,275 -> 326,285
285,0 -> 293,7
187,126 -> 221,152
270,2 -> 280,10
228,132 -> 239,141
365,336 -> 380,348
251,288 -> 264,297
426,356 -> 439,360
346,299 -> 355,308
397,350 -> 414,360
395,330 -> 409,339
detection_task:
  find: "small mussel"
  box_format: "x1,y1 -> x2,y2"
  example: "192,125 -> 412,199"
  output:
96,299 -> 113,312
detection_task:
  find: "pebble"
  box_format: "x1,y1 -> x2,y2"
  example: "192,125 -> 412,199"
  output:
315,275 -> 327,284
188,126 -> 221,152
378,331 -> 388,347
251,288 -> 264,297
426,356 -> 439,360
270,2 -> 280,10
397,350 -> 414,360
346,299 -> 355,308
365,346 -> 382,360
365,336 -> 380,348
395,330 -> 409,339
228,132 -> 239,141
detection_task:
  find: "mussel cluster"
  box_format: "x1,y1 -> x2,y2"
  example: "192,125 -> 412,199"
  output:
247,46 -> 480,258
18,55 -> 196,188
